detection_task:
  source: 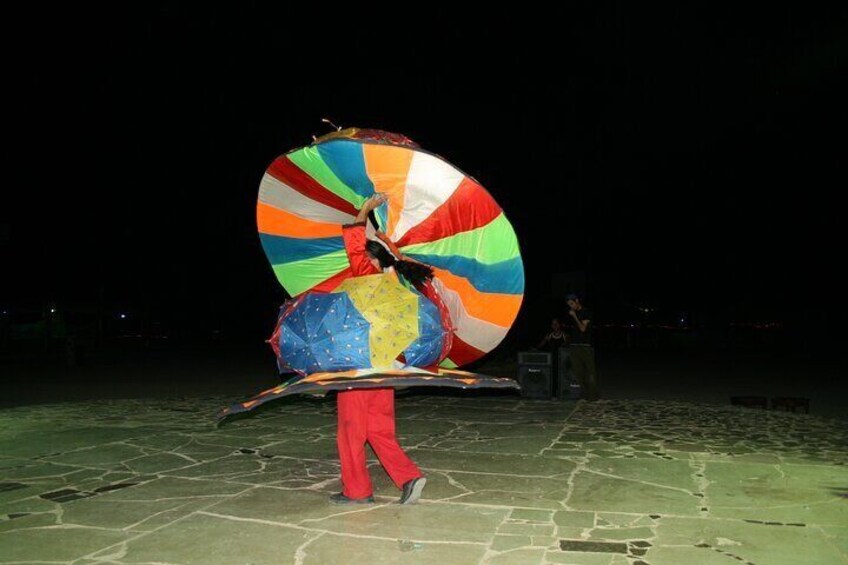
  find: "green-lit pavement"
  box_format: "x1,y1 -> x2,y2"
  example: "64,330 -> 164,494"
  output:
1,396 -> 845,564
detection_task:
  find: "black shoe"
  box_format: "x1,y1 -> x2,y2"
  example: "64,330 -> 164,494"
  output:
329,492 -> 375,505
398,477 -> 426,504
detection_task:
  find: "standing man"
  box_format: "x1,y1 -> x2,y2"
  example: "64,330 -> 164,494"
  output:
566,294 -> 600,400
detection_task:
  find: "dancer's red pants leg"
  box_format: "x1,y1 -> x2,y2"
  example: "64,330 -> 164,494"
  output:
336,388 -> 422,499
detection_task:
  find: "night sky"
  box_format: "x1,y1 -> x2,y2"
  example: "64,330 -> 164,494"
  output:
5,5 -> 846,345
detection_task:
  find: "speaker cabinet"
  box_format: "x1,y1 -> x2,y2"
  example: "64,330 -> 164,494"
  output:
517,365 -> 553,399
518,351 -> 552,365
557,347 -> 582,399
517,351 -> 552,399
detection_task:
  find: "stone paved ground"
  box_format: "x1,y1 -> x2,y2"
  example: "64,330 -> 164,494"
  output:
0,395 -> 846,564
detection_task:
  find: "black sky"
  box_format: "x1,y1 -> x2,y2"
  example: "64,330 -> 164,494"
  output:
4,4 -> 846,341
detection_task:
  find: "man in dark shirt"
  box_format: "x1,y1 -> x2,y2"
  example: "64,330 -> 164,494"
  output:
566,294 -> 599,400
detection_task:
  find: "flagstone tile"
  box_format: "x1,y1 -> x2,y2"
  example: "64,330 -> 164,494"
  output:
651,516 -> 845,565
114,513 -> 312,565
309,503 -> 509,544
300,532 -> 487,564
0,524 -> 130,562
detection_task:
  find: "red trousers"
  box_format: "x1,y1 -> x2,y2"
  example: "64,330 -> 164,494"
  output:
336,388 -> 422,499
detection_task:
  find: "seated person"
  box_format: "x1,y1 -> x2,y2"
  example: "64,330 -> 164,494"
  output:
536,317 -> 569,397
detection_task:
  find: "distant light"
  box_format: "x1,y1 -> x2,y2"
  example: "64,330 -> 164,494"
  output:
50,308 -> 56,314
119,313 -> 127,320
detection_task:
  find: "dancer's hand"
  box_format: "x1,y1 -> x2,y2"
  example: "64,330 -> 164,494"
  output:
362,193 -> 387,211
355,194 -> 388,223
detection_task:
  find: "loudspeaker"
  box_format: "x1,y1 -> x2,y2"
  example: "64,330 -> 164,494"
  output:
557,347 -> 581,399
518,351 -> 552,365
517,365 -> 553,399
517,351 -> 552,399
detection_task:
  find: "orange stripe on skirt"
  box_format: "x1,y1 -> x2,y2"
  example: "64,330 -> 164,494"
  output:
257,202 -> 343,239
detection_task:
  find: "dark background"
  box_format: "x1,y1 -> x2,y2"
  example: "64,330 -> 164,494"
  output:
3,5 -> 846,408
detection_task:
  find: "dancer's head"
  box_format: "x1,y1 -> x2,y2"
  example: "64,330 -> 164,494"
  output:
365,239 -> 433,287
365,240 -> 394,270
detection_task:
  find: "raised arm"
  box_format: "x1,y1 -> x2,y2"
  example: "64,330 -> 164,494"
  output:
569,310 -> 590,333
343,194 -> 388,277
354,193 -> 387,224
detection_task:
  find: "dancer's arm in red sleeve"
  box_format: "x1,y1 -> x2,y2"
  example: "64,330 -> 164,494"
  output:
342,194 -> 387,277
342,222 -> 379,277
